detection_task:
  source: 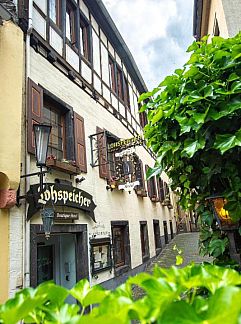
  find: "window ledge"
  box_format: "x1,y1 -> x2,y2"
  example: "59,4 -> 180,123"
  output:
151,196 -> 159,203
46,159 -> 80,175
114,264 -> 130,277
142,254 -> 150,263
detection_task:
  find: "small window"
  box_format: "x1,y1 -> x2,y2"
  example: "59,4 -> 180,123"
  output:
43,100 -> 65,160
49,0 -> 61,28
66,1 -> 77,46
112,221 -> 131,274
140,221 -> 149,261
109,57 -> 130,106
80,16 -> 91,61
139,111 -> 148,128
109,56 -> 117,93
117,66 -> 124,101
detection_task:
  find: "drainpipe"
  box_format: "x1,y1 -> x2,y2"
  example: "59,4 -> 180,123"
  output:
23,0 -> 33,289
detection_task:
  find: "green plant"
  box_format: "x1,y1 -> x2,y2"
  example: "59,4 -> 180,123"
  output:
140,33 -> 241,259
0,264 -> 241,323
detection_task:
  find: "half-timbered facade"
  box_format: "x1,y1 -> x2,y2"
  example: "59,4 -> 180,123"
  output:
6,0 -> 177,299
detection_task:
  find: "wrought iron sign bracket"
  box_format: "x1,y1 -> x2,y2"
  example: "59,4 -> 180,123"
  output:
89,130 -> 109,168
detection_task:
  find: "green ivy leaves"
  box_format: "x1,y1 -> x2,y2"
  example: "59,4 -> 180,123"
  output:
2,264 -> 241,323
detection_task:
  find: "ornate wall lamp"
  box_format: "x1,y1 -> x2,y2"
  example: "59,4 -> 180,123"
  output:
206,195 -> 241,265
18,124 -> 54,239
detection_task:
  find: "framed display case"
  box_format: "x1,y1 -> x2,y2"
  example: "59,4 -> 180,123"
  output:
90,237 -> 112,274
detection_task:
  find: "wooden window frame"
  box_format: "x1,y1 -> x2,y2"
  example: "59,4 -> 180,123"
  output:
80,13 -> 91,62
28,79 -> 87,173
140,221 -> 150,262
66,0 -> 78,49
109,56 -> 117,94
49,0 -> 62,29
42,98 -> 66,161
111,221 -> 131,276
145,165 -> 158,202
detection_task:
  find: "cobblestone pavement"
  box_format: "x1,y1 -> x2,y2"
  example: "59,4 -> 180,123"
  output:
132,232 -> 212,299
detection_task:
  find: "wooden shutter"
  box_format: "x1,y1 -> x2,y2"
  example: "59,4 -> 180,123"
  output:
74,112 -> 87,173
145,165 -> 152,198
27,78 -> 43,154
136,159 -> 145,190
97,127 -> 109,179
158,178 -> 165,202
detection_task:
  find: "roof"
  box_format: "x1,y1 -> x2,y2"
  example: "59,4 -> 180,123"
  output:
88,0 -> 148,93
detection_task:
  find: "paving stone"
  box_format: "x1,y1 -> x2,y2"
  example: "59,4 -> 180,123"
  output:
132,232 -> 212,300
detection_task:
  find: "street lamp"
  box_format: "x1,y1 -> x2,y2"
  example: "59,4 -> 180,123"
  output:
206,195 -> 240,265
33,124 -> 55,239
33,124 -> 51,166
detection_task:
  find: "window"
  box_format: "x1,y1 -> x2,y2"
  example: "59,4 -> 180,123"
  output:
66,1 -> 77,46
49,0 -> 61,28
80,16 -> 91,61
117,66 -> 124,101
139,111 -> 148,128
140,221 -> 149,261
146,165 -> 158,201
111,221 -> 131,274
109,56 -> 117,94
153,220 -> 162,252
109,56 -> 130,106
43,100 -> 65,160
28,78 -> 87,172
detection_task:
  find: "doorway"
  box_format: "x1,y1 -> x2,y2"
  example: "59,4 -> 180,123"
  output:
163,221 -> 169,244
30,224 -> 88,292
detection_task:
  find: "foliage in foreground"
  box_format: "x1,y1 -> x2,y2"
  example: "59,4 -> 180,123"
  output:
140,32 -> 241,259
1,264 -> 241,323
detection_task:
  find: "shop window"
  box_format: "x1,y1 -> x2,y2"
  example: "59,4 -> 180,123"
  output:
80,15 -> 91,61
90,238 -> 112,275
153,220 -> 162,252
140,221 -> 149,261
49,0 -> 62,28
27,78 -> 87,172
146,165 -> 158,202
66,0 -> 77,47
111,221 -> 131,275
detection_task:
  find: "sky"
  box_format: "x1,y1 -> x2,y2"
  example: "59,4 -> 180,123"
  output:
102,0 -> 194,90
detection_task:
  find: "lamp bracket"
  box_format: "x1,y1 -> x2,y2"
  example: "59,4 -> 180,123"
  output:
20,169 -> 49,178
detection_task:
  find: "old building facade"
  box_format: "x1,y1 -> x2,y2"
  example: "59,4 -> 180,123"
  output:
193,0 -> 241,40
1,0 -> 177,301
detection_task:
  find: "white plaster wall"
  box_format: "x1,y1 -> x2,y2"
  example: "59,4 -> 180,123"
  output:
34,0 -> 47,14
100,43 -> 109,85
92,30 -> 101,76
50,27 -> 63,56
27,49 -> 175,286
32,8 -> 46,39
9,206 -> 23,297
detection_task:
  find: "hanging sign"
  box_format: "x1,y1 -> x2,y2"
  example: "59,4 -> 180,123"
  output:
26,183 -> 97,222
118,181 -> 140,192
108,135 -> 143,152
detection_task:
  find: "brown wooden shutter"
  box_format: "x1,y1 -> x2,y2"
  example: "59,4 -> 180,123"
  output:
158,178 -> 165,202
97,127 -> 109,179
74,112 -> 87,173
27,78 -> 43,154
145,165 -> 152,198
